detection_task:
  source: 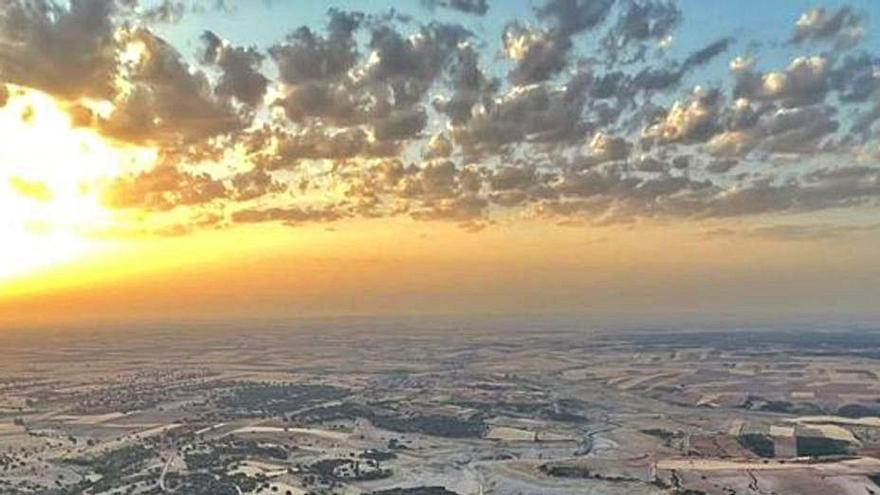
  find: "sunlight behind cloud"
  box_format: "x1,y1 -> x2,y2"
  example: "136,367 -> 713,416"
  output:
0,85 -> 155,279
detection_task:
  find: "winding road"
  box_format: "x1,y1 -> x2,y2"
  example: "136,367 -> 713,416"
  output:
158,452 -> 175,492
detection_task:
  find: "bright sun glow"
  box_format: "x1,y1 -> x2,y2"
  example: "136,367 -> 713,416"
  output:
0,86 -> 155,280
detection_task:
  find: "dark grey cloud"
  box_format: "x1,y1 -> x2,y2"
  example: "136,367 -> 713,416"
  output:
421,0 -> 489,16
99,28 -> 244,145
373,108 -> 428,141
573,132 -> 632,169
791,5 -> 863,47
232,205 -> 345,225
689,166 -> 880,219
268,9 -> 367,127
434,44 -> 498,125
528,159 -> 880,225
705,158 -> 738,174
757,105 -> 838,154
489,166 -> 538,191
268,127 -> 398,168
504,0 -> 614,85
0,0 -> 120,99
362,22 -> 470,98
704,102 -> 839,158
603,0 -> 681,60
503,23 -> 571,85
535,0 -> 614,37
684,37 -> 731,68
632,155 -> 668,173
269,9 -> 362,85
200,30 -> 269,107
403,160 -> 460,198
454,72 -> 590,154
733,55 -> 829,108
629,38 -> 730,93
271,15 -> 471,145
831,52 -> 880,103
276,81 -> 365,126
410,194 -> 488,222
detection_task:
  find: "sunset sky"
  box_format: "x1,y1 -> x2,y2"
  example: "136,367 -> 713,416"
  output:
1,0 -> 879,327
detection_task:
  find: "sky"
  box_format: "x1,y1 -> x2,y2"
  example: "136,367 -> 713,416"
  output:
0,0 -> 879,328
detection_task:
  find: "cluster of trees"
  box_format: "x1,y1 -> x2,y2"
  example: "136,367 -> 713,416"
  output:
164,471 -> 258,495
218,383 -> 349,417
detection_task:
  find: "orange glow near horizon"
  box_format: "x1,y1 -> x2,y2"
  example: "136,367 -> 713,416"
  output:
2,213 -> 879,328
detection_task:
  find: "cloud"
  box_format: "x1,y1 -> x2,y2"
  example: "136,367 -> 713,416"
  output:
230,165 -> 284,201
406,160 -> 460,198
421,0 -> 489,16
411,194 -> 488,221
503,23 -> 571,85
99,28 -> 244,145
756,105 -> 838,154
232,205 -> 345,225
373,108 -> 428,141
266,127 -> 397,168
688,166 -> 880,219
705,158 -> 738,174
102,164 -> 228,211
489,166 -> 538,191
532,161 -> 880,225
142,0 -> 186,24
625,38 -> 730,95
852,99 -> 880,139
1,2 -> 879,235
362,22 -> 471,94
425,133 -> 454,158
645,87 -> 721,143
707,222 -> 880,242
601,0 -> 682,64
574,132 -> 632,169
632,155 -> 668,173
830,52 -> 880,104
268,10 -> 370,127
433,44 -> 498,124
200,31 -> 269,107
0,0 -> 121,99
792,6 -> 863,47
275,81 -> 365,126
750,223 -> 880,241
734,55 -> 829,108
269,9 -> 362,86
704,99 -> 838,158
454,73 -> 589,154
271,14 -> 471,141
535,0 -> 614,36
708,131 -> 756,158
504,0 -> 615,85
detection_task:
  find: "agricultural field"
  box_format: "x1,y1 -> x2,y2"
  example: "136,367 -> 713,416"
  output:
2,321 -> 880,494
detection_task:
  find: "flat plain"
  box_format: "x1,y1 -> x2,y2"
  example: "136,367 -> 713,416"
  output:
2,318 -> 880,495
